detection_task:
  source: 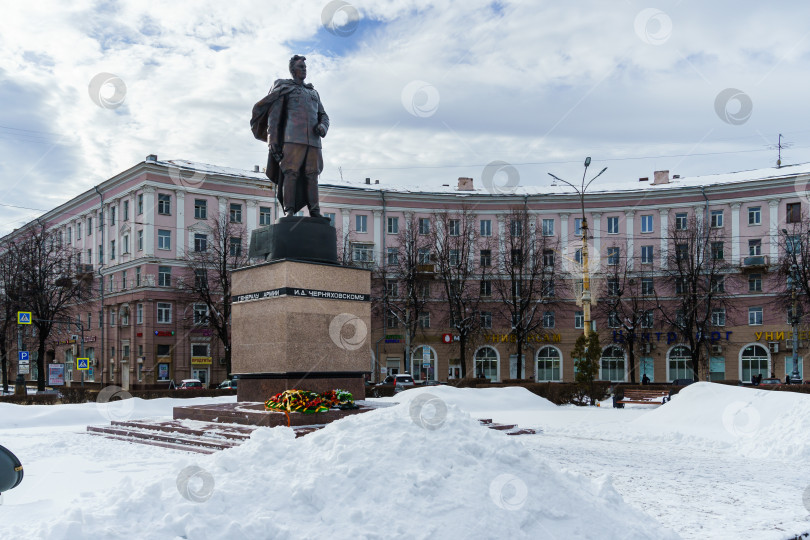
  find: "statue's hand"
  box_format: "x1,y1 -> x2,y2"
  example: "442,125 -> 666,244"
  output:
315,124 -> 326,137
270,143 -> 283,163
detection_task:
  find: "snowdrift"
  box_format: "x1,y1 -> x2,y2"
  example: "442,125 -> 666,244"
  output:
634,382 -> 810,459
379,384 -> 558,413
27,398 -> 676,540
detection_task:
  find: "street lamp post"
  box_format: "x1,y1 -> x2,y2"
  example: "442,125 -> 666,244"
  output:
549,157 -> 607,338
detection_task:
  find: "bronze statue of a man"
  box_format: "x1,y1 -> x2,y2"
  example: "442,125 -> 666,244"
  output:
251,55 -> 329,218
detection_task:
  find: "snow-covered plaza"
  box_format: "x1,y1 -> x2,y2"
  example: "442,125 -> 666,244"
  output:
1,383 -> 809,539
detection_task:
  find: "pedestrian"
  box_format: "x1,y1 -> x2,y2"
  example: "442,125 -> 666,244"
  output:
642,374 -> 650,385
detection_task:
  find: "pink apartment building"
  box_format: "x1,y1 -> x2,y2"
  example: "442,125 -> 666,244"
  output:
7,156 -> 810,387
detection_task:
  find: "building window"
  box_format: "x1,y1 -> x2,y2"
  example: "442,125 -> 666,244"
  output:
230,203 -> 242,223
641,245 -> 654,264
606,216 -> 619,234
607,247 -> 620,265
87,217 -> 93,235
480,311 -> 492,329
607,278 -> 619,296
510,249 -> 522,266
137,194 -> 143,215
480,280 -> 492,297
542,311 -> 555,329
386,310 -> 398,329
110,240 -> 116,260
385,280 -> 398,297
475,347 -> 498,381
542,249 -> 554,268
601,346 -> 625,382
675,244 -> 688,262
158,229 -> 171,250
749,273 -> 762,292
110,206 -> 116,226
510,219 -> 522,237
137,303 -> 143,324
76,223 -> 81,240
158,194 -> 171,215
123,200 -> 129,221
325,212 -> 335,227
157,302 -> 172,323
711,242 -> 724,260
574,248 -> 583,265
351,243 -> 374,263
98,245 -> 103,263
641,277 -> 654,296
608,311 -> 620,328
121,270 -> 127,290
711,308 -> 726,326
749,239 -> 761,256
641,309 -> 654,328
355,215 -> 367,233
536,346 -> 561,381
748,206 -> 761,225
386,247 -> 398,266
137,230 -> 143,251
477,219 -> 491,237
711,276 -> 725,292
450,249 -> 461,266
574,218 -> 582,237
575,311 -> 584,329
741,344 -> 769,383
193,304 -> 209,325
419,311 -> 430,329
194,199 -> 207,220
67,227 -> 72,244
710,210 -> 724,228
158,266 -> 171,287
641,214 -> 653,233
229,237 -> 242,257
748,306 -> 763,325
787,202 -> 802,223
419,282 -> 430,298
668,345 -> 692,382
121,306 -> 129,325
541,219 -> 554,236
418,248 -> 431,264
480,249 -> 491,267
260,206 -> 272,225
122,235 -> 129,254
386,217 -> 399,234
542,279 -> 555,297
110,311 -> 116,327
675,213 -> 687,230
194,233 -> 207,253
786,235 -> 801,255
449,219 -> 461,236
195,269 -> 207,289
135,266 -> 141,286
419,218 -> 431,235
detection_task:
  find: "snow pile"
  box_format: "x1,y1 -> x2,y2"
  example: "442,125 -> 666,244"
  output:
27,398 -> 676,540
0,395 -> 236,430
634,382 -> 810,459
379,385 -> 557,413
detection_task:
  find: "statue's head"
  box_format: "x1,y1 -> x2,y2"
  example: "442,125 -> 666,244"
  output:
289,55 -> 307,81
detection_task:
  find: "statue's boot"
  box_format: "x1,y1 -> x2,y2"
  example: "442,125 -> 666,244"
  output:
304,173 -> 322,218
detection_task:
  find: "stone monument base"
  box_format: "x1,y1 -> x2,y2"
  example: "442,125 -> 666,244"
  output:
236,371 -> 366,403
248,216 -> 337,263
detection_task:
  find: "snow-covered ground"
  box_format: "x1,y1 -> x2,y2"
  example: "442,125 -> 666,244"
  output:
1,383 -> 809,539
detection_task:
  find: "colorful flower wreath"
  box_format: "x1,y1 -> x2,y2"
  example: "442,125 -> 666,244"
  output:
264,389 -> 355,414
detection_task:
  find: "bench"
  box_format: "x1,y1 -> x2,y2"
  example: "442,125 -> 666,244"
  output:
613,388 -> 672,408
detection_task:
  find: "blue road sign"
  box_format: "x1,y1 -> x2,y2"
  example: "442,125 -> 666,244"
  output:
17,312 -> 32,324
18,351 -> 29,362
76,358 -> 90,370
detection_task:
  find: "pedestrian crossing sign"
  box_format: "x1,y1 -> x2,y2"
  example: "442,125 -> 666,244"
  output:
17,312 -> 32,324
76,357 -> 90,370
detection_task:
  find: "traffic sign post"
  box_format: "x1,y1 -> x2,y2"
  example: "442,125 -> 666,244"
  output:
14,312 -> 30,396
76,358 -> 90,371
16,312 -> 32,325
18,351 -> 29,362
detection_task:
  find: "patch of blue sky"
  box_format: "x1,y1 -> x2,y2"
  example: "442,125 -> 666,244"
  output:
286,18 -> 386,58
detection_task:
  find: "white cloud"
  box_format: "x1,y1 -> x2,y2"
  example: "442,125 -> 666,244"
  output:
1,1 -> 810,233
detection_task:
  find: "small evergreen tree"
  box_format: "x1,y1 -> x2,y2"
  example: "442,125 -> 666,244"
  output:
572,332 -> 601,405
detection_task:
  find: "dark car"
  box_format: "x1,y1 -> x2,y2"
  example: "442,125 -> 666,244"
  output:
370,374 -> 416,397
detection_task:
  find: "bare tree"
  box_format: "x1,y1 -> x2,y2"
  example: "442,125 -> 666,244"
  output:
10,224 -> 89,391
492,207 -> 565,379
594,249 -> 657,383
656,214 -> 735,381
177,213 -> 250,377
431,207 -> 491,378
776,215 -> 810,316
0,244 -> 22,393
372,214 -> 434,375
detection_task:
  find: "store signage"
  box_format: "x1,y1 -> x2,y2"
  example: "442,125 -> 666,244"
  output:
191,357 -> 212,365
154,331 -> 175,337
48,364 -> 65,386
755,330 -> 810,341
482,333 -> 561,344
232,287 -> 370,303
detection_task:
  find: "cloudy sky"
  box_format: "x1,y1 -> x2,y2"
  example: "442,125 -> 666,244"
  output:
1,1 -> 810,234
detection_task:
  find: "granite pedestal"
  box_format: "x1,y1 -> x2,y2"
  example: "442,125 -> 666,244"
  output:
231,259 -> 371,402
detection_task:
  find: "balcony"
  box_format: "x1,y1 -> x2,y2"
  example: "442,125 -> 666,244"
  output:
741,255 -> 768,269
416,264 -> 435,275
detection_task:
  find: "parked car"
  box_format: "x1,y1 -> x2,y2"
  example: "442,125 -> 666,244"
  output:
422,380 -> 449,387
217,379 -> 237,390
370,374 -> 416,397
178,379 -> 203,390
760,378 -> 782,385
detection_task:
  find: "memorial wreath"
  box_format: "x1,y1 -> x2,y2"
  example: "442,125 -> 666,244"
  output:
264,389 -> 356,414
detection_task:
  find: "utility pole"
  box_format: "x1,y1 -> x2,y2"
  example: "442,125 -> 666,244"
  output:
788,264 -> 801,382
